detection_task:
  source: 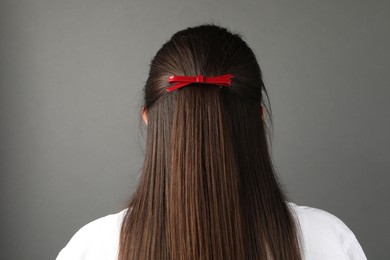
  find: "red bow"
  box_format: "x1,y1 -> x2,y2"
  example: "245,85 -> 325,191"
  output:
166,74 -> 234,92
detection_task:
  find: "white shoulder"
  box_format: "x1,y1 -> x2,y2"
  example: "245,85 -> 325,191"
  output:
287,201 -> 367,260
56,208 -> 128,260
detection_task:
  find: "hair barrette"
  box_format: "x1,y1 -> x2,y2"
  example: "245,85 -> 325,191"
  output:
166,74 -> 234,92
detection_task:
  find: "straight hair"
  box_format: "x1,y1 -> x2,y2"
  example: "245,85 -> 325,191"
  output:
118,23 -> 303,260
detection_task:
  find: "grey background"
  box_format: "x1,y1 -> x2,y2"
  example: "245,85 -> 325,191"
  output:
0,0 -> 388,259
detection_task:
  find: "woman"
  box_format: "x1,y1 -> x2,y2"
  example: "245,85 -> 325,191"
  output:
56,24 -> 367,260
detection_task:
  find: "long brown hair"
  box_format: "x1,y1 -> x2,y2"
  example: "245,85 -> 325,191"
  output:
119,23 -> 303,260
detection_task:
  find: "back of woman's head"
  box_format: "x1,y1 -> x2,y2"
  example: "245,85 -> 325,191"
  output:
143,24 -> 264,107
119,23 -> 303,260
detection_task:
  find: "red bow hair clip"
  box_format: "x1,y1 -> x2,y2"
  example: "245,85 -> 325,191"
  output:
166,74 -> 234,92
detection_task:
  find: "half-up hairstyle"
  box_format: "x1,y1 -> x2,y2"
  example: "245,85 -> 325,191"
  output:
118,23 -> 303,260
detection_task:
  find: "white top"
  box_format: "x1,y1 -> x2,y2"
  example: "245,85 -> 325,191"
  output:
56,202 -> 367,260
